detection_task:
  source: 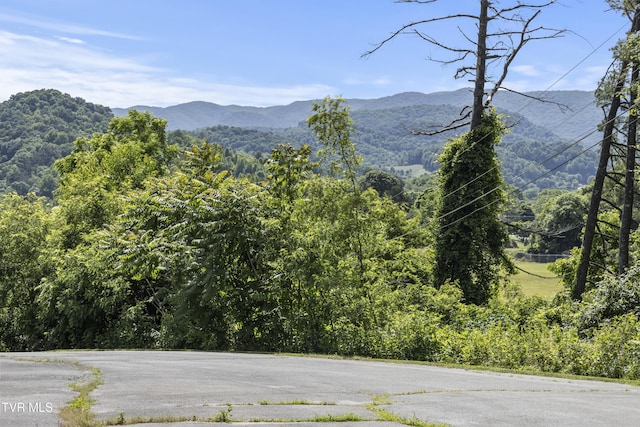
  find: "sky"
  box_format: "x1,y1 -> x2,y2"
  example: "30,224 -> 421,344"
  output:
0,0 -> 632,108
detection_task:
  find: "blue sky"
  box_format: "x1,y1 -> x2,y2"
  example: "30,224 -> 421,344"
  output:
0,0 -> 630,107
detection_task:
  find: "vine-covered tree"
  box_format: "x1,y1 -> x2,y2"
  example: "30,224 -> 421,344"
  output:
433,109 -> 513,304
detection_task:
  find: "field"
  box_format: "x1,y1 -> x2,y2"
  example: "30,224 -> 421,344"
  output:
391,164 -> 428,178
512,260 -> 563,300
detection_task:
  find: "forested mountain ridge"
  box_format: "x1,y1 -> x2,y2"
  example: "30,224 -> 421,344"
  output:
115,88 -> 602,194
0,89 -> 113,197
187,103 -> 599,195
1,89 -> 599,197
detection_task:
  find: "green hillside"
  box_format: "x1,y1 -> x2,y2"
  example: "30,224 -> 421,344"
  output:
0,89 -> 599,198
0,89 -> 113,197
113,88 -> 601,146
176,102 -> 598,194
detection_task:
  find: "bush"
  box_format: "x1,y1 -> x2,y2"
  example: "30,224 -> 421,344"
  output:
586,314 -> 640,379
382,310 -> 443,360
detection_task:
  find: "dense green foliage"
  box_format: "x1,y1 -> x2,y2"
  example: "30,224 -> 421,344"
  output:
529,190 -> 588,254
0,89 -> 113,197
1,98 -> 640,382
188,106 -> 597,195
182,125 -> 294,157
172,106 -> 598,196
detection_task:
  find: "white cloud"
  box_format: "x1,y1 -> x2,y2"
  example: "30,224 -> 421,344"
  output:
343,75 -> 392,87
512,65 -> 541,77
562,65 -> 607,91
0,12 -> 141,40
0,30 -> 335,107
500,62 -> 607,93
58,36 -> 86,45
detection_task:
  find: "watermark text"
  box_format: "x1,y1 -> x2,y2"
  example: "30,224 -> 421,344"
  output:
1,401 -> 54,413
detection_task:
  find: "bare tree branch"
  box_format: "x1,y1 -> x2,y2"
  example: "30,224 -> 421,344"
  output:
411,104 -> 472,136
486,9 -> 565,106
490,1 -> 557,17
362,13 -> 478,58
412,120 -> 471,136
364,0 -> 565,133
412,30 -> 473,55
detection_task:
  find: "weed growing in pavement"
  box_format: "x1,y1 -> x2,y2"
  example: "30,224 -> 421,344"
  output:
306,413 -> 368,422
366,392 -> 449,427
56,363 -> 103,427
258,399 -> 335,406
210,403 -> 233,422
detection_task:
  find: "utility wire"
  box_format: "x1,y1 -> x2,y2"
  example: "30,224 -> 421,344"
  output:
382,21 -> 627,216
390,99 -> 636,243
414,22 -> 628,206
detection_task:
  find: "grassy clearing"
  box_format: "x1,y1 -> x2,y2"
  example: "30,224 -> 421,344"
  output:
505,241 -> 563,300
513,262 -> 562,299
391,164 -> 428,178
511,260 -> 563,300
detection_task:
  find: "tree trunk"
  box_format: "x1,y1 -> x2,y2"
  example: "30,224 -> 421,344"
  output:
574,10 -> 640,299
471,0 -> 489,130
619,58 -> 638,274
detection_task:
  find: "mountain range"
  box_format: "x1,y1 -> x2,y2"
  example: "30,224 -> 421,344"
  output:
114,88 -> 602,195
0,88 -> 604,198
113,88 -> 602,145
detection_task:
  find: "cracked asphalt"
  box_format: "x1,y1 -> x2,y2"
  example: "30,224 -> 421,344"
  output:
1,350 -> 639,426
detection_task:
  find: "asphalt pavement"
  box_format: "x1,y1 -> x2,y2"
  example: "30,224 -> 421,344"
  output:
1,350 -> 639,426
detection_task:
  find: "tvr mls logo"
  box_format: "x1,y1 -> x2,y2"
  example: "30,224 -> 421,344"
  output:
1,401 -> 54,413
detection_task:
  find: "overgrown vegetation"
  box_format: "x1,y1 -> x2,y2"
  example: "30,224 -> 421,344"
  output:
1,95 -> 639,382
58,364 -> 103,427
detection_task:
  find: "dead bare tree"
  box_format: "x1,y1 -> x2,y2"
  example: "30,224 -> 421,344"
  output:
363,0 -> 565,134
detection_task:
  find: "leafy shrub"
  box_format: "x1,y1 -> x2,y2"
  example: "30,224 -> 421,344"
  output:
382,310 -> 443,360
579,265 -> 640,333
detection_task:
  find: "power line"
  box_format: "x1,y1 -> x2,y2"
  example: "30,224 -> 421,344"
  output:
374,21 -> 629,242
416,22 -> 627,206
389,100 -> 635,243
